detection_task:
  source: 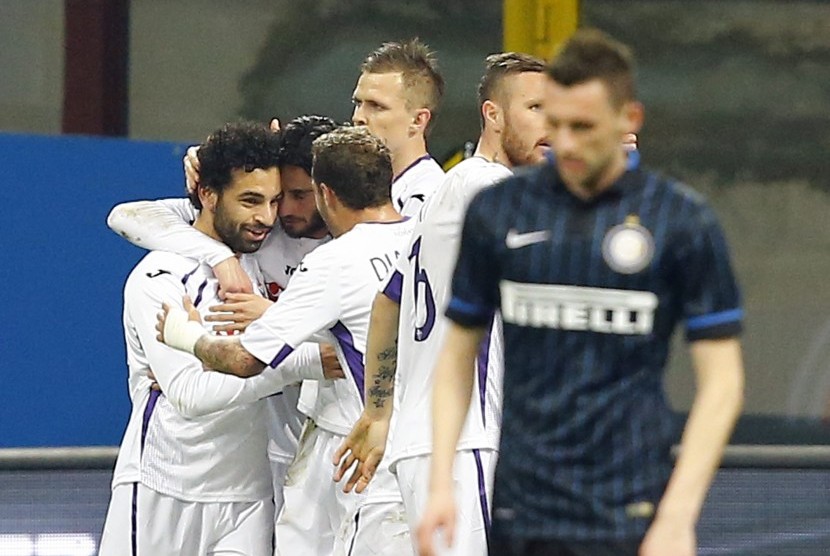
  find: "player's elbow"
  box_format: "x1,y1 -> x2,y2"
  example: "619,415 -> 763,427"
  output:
218,356 -> 266,379
231,360 -> 265,378
106,201 -> 145,237
164,388 -> 221,418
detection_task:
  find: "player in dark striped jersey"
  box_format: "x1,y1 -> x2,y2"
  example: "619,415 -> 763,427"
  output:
421,29 -> 745,556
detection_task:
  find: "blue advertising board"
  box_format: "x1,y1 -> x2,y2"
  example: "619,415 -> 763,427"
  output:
0,133 -> 189,447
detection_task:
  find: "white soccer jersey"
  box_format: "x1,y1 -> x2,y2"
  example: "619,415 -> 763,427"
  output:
383,156 -> 513,468
391,155 -> 445,217
242,219 -> 415,505
106,197 -> 328,464
113,251 -> 312,502
242,219 -> 414,435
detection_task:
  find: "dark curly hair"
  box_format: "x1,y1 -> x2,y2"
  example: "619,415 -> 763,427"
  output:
191,120 -> 281,209
278,115 -> 340,174
311,126 -> 392,210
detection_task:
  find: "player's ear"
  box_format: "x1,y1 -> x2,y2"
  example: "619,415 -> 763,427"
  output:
410,108 -> 431,135
482,99 -> 502,132
198,183 -> 218,212
318,182 -> 336,209
621,100 -> 644,135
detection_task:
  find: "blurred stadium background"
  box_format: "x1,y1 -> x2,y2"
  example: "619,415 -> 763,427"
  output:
1,0 -> 829,554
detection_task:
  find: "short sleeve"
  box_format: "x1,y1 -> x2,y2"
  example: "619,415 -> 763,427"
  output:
242,248 -> 340,367
675,203 -> 743,342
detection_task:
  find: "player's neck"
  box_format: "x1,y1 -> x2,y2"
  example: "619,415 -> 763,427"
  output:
330,203 -> 402,238
474,130 -> 512,169
193,215 -> 232,252
391,138 -> 430,178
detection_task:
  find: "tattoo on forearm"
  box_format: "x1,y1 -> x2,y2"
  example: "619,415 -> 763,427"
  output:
195,337 -> 265,378
369,341 -> 397,409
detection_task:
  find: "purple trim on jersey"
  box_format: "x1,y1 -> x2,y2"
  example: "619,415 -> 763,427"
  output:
473,449 -> 492,534
180,262 -> 200,286
346,507 -> 362,556
192,278 -> 209,307
140,389 -> 161,453
268,344 -> 296,368
392,154 -> 433,184
382,270 -> 403,304
476,320 -> 493,427
329,321 -> 366,401
131,482 -> 138,556
361,217 -> 410,225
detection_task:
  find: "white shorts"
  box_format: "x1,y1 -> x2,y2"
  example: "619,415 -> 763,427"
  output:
275,419 -> 365,556
334,500 -> 412,556
395,449 -> 496,556
98,482 -> 273,556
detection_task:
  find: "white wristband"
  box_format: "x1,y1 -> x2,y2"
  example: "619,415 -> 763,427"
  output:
162,307 -> 207,354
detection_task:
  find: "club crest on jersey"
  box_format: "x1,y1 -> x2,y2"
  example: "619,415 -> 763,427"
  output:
602,215 -> 654,274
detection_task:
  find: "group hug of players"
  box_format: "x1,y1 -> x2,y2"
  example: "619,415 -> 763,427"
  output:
98,27 -> 745,556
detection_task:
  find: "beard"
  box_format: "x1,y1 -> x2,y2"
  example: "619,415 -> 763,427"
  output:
280,211 -> 327,239
214,202 -> 270,253
502,121 -> 539,168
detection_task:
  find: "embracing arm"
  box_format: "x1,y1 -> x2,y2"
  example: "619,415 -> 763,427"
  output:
107,198 -> 234,267
640,337 -> 744,556
193,335 -> 266,378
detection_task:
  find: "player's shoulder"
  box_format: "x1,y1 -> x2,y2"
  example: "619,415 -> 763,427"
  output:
131,250 -> 198,277
467,161 -> 548,210
405,156 -> 445,188
642,168 -> 717,221
449,157 -> 512,186
125,251 -> 200,300
418,156 -> 445,178
351,218 -> 415,242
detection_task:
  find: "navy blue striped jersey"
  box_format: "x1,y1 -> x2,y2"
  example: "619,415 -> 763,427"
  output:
446,161 -> 742,541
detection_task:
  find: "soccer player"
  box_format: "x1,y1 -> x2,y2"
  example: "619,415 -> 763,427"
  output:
419,29 -> 745,556
352,38 -> 446,216
156,126 -> 415,556
99,121 -> 331,556
106,115 -> 339,518
333,52 -> 551,556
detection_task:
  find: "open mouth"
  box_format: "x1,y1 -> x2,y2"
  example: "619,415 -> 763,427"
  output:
244,227 -> 271,241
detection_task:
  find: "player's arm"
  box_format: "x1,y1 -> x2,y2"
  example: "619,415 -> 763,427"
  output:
333,288 -> 401,492
641,338 -> 743,556
157,299 -> 340,395
161,248 -> 341,379
641,202 -> 745,556
107,197 -> 251,295
133,276 -> 269,417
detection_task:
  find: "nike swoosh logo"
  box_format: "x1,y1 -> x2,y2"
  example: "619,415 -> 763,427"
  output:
505,229 -> 550,249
